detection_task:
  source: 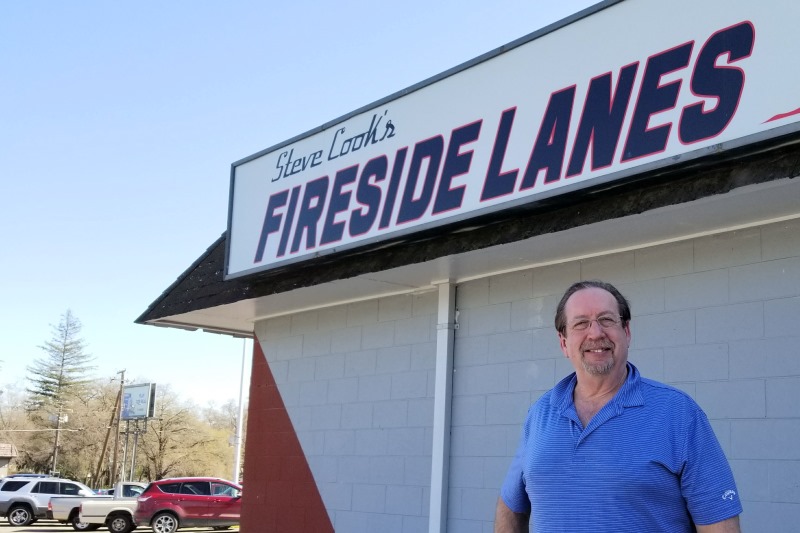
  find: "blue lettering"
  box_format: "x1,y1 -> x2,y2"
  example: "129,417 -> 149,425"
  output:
567,64 -> 638,177
321,166 -> 358,245
433,121 -> 481,215
254,190 -> 288,263
290,177 -> 329,254
277,186 -> 301,257
397,137 -> 444,224
481,108 -> 519,201
379,147 -> 408,229
679,22 -> 754,144
521,86 -> 576,189
351,156 -> 388,236
623,42 -> 693,161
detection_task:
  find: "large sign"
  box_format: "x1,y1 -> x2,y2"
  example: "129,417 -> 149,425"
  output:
226,0 -> 800,278
121,383 -> 156,421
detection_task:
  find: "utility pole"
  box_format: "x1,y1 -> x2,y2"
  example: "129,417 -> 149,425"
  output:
94,370 -> 125,487
111,370 -> 125,484
51,401 -> 64,476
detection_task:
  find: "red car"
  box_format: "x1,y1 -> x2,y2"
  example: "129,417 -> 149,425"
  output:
133,477 -> 241,533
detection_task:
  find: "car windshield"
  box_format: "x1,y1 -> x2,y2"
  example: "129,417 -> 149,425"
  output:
122,485 -> 144,497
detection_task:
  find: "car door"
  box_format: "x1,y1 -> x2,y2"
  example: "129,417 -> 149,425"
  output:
30,481 -> 60,515
178,481 -> 212,527
207,482 -> 242,528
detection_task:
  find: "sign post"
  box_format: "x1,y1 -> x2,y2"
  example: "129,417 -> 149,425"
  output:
121,383 -> 156,481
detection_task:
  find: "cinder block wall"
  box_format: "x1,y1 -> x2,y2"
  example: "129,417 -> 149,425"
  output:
449,218 -> 800,533
254,291 -> 438,533
253,218 -> 800,532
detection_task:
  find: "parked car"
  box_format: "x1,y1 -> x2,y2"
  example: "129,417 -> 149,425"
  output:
78,482 -> 147,533
0,476 -> 94,526
134,477 -> 242,532
49,481 -> 146,531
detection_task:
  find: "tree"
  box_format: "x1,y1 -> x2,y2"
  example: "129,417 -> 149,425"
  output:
27,310 -> 94,405
0,383 -> 35,459
4,382 -> 245,483
24,309 -> 95,475
136,386 -> 231,481
4,312 -> 248,482
202,399 -> 247,481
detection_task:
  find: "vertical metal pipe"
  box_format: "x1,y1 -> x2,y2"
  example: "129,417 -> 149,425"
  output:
233,338 -> 248,483
51,405 -> 62,475
429,281 -> 456,532
129,423 -> 139,481
120,420 -> 130,483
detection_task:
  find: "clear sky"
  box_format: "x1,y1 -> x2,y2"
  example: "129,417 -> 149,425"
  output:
0,0 -> 599,406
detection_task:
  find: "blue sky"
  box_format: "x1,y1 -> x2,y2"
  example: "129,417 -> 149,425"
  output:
0,0 -> 598,405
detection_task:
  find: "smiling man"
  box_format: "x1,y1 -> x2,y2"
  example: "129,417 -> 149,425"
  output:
494,280 -> 742,532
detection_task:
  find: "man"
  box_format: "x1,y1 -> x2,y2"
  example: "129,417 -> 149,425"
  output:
495,280 -> 742,532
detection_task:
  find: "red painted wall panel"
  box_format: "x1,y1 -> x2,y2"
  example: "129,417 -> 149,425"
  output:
239,338 -> 334,532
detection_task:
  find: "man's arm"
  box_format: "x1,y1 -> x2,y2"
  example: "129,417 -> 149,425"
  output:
494,497 -> 530,533
696,515 -> 741,533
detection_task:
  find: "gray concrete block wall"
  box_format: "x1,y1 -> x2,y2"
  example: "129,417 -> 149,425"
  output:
450,218 -> 800,533
254,290 -> 437,533
449,267 -> 568,533
251,218 -> 800,532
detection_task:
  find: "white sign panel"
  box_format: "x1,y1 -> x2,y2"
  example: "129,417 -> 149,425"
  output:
227,0 -> 800,278
122,383 -> 156,421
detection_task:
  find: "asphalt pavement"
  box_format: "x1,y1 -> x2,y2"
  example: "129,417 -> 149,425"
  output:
0,519 -> 239,532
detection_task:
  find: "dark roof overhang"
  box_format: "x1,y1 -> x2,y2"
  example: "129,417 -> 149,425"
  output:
137,133 -> 800,335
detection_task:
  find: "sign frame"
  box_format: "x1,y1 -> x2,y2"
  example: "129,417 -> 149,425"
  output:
121,383 -> 156,421
225,0 -> 800,279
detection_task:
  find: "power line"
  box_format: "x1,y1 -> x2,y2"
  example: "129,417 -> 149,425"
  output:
0,428 -> 81,432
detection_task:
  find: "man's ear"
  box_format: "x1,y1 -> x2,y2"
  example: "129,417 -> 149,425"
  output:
558,332 -> 569,357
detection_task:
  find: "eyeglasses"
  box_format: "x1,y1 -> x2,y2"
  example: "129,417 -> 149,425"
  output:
568,315 -> 623,332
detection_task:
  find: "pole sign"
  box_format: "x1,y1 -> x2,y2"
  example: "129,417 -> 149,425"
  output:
121,383 -> 156,421
226,0 -> 800,278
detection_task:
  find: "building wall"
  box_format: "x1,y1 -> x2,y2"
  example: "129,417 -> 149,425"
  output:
253,217 -> 800,532
254,291 -> 438,533
449,217 -> 800,533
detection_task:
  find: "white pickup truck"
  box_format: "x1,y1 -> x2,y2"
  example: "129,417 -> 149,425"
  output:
48,482 -> 145,532
78,482 -> 146,533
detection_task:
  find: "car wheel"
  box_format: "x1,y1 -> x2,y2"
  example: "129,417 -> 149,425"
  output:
71,512 -> 101,531
7,505 -> 34,527
108,512 -> 135,533
150,512 -> 179,533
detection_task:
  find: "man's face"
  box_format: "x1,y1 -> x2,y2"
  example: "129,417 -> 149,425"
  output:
558,287 -> 631,377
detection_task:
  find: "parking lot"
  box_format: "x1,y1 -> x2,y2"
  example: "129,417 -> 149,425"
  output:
0,519 -> 239,532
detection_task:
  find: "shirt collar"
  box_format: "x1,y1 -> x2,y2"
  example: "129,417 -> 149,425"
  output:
551,362 -> 645,413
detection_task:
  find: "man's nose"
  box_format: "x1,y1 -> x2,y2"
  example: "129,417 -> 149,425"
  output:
586,319 -> 606,335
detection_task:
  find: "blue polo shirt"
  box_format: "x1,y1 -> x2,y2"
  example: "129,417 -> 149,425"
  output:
501,363 -> 742,532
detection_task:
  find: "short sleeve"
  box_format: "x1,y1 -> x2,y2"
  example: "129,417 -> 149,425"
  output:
681,407 -> 743,525
500,408 -> 533,514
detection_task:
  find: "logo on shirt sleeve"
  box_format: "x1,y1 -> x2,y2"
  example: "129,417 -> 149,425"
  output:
722,490 -> 736,501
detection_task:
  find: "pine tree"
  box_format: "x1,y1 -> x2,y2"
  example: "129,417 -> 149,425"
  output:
25,309 -> 95,474
28,310 -> 94,405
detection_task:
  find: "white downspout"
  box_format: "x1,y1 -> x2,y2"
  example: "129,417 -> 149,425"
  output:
429,281 -> 456,532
